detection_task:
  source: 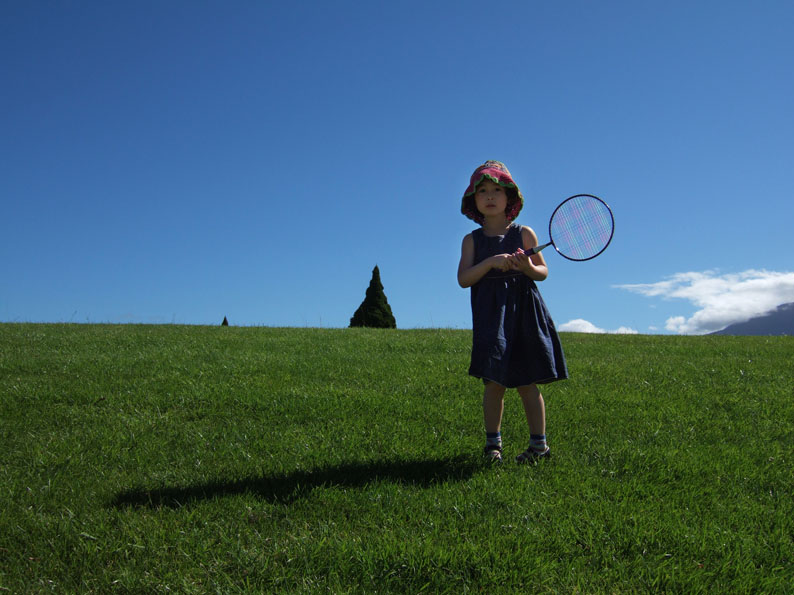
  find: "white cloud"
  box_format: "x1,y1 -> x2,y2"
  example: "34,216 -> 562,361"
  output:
559,318 -> 638,334
615,269 -> 794,334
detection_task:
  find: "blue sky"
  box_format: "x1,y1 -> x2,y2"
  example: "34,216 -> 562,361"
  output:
3,0 -> 793,333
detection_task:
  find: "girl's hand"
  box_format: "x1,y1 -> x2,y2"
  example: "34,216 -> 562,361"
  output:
489,254 -> 513,272
509,249 -> 532,273
510,248 -> 548,281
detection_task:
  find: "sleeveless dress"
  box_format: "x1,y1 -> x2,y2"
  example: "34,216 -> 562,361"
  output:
469,223 -> 568,388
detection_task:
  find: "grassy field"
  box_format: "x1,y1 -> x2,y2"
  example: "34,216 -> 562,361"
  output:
1,323 -> 792,592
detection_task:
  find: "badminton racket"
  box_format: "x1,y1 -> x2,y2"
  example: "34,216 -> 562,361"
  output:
526,194 -> 614,261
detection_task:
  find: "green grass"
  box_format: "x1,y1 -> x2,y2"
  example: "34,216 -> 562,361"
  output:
1,324 -> 792,592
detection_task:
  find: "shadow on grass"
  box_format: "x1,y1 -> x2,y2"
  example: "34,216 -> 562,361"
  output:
112,455 -> 482,509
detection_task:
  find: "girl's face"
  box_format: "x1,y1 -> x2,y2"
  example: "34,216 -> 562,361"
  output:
474,179 -> 508,219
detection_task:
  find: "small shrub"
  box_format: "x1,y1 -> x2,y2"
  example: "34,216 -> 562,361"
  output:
350,266 -> 397,328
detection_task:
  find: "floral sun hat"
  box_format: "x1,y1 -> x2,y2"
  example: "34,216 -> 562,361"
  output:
461,160 -> 524,224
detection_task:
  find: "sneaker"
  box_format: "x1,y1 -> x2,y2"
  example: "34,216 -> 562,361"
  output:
483,445 -> 503,464
515,447 -> 550,464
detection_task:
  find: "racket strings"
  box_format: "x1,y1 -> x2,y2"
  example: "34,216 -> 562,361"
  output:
549,196 -> 613,261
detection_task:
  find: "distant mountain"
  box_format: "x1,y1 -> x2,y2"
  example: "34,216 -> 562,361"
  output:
711,302 -> 794,336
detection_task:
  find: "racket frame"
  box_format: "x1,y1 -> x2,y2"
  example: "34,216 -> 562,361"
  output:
527,194 -> 614,262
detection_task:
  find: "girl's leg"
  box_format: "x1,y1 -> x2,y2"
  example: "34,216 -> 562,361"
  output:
483,382 -> 506,461
517,384 -> 545,436
516,384 -> 549,461
483,381 -> 506,434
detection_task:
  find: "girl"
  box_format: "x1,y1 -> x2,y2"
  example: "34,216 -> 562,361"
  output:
457,161 -> 568,464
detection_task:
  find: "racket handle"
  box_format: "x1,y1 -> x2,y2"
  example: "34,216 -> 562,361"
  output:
527,242 -> 552,255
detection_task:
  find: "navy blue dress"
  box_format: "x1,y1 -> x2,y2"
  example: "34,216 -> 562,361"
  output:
469,224 -> 568,388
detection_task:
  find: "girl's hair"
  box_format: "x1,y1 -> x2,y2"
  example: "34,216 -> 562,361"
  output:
460,160 -> 525,224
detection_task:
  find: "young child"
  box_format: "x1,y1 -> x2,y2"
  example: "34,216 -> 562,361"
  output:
457,160 -> 568,464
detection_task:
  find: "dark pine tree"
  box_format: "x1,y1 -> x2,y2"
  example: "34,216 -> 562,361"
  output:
350,266 -> 397,328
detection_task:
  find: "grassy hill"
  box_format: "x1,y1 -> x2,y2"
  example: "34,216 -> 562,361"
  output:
1,324 -> 792,592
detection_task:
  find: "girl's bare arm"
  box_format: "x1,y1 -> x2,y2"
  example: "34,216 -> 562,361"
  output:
457,234 -> 512,288
509,226 -> 549,281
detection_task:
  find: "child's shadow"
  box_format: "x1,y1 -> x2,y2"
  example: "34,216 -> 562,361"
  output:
112,455 -> 482,509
